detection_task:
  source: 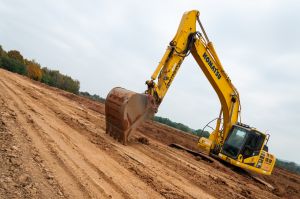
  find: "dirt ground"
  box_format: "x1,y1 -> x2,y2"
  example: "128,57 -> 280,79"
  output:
0,68 -> 299,199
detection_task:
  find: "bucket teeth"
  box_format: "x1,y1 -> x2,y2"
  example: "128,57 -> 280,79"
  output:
105,87 -> 155,145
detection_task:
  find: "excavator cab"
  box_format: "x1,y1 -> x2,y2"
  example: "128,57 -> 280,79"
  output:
221,124 -> 265,159
218,124 -> 275,175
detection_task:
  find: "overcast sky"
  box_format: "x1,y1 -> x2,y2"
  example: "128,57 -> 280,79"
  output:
1,0 -> 299,163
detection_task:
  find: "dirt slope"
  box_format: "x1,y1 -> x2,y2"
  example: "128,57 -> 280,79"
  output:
0,69 -> 299,199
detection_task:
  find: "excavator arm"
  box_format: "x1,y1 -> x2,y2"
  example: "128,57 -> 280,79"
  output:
145,10 -> 240,150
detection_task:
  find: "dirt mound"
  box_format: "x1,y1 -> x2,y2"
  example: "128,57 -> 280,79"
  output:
0,69 -> 299,199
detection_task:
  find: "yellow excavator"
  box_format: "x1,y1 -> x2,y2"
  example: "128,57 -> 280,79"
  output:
105,10 -> 276,175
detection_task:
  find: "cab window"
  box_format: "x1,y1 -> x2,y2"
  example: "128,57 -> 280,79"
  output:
222,127 -> 248,158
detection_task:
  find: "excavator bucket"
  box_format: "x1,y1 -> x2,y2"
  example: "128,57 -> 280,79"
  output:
105,87 -> 156,145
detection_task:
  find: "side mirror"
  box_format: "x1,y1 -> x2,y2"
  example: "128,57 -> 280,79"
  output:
263,145 -> 268,152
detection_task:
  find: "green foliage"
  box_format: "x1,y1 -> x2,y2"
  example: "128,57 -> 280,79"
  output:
79,91 -> 105,103
0,47 -> 27,75
193,129 -> 210,138
276,159 -> 300,174
0,56 -> 27,75
0,45 -> 6,57
0,46 -> 27,75
153,116 -> 209,138
41,67 -> 80,94
40,67 -> 54,85
7,50 -> 24,63
154,116 -> 192,132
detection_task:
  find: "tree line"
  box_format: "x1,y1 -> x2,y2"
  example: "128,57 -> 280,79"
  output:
79,91 -> 105,103
0,45 -> 80,94
276,159 -> 300,174
153,116 -> 210,138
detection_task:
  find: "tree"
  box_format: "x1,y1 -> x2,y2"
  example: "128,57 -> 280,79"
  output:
7,50 -> 24,63
0,56 -> 27,75
193,129 -> 210,138
26,60 -> 42,81
276,159 -> 300,174
79,91 -> 105,103
41,67 -> 80,94
154,116 -> 193,133
41,67 -> 53,85
0,45 -> 6,57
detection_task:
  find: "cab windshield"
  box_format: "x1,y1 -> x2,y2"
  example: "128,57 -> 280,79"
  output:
222,127 -> 248,158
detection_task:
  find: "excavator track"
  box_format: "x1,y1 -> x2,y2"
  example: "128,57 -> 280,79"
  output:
105,87 -> 155,145
169,143 -> 215,163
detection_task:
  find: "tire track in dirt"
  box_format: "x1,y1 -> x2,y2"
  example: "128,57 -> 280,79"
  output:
0,78 -> 129,199
111,143 -> 214,199
133,143 -> 232,197
0,78 -> 93,199
31,92 -> 204,198
1,77 -> 129,198
29,90 -> 213,198
0,72 -> 165,199
32,99 -> 200,199
132,141 -> 274,199
0,83 -> 67,199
